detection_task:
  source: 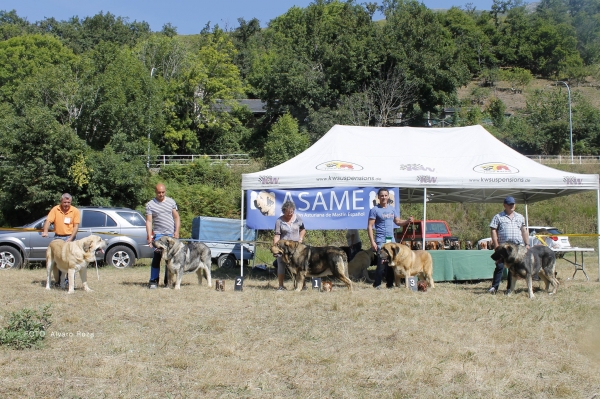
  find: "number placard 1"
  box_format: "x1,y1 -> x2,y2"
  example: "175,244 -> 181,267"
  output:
234,276 -> 244,291
407,276 -> 417,292
311,277 -> 322,291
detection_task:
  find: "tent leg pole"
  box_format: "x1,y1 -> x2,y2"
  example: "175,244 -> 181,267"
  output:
525,201 -> 529,230
597,189 -> 600,281
240,189 -> 244,278
422,188 -> 427,249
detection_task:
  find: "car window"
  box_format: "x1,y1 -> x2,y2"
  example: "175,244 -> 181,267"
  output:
426,222 -> 449,234
116,211 -> 146,227
81,211 -> 117,228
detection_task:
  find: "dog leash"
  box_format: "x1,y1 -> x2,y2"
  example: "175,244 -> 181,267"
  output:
399,221 -> 416,243
94,259 -> 100,280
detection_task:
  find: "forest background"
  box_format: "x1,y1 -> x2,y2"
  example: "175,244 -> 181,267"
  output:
1,0 -> 600,244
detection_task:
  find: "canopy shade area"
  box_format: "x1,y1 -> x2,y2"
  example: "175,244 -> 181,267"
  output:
240,124 -> 600,280
242,125 -> 598,203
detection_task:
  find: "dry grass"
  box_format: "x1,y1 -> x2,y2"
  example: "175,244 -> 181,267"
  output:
457,77 -> 600,114
1,259 -> 600,398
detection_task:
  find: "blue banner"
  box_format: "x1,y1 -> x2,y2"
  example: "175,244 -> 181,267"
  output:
246,187 -> 400,230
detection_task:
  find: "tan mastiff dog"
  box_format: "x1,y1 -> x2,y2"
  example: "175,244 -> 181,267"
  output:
46,235 -> 107,293
379,243 -> 435,289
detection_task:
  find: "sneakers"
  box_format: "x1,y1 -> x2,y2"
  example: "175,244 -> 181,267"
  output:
488,287 -> 497,295
504,289 -> 512,296
276,286 -> 287,291
149,280 -> 158,289
375,286 -> 382,290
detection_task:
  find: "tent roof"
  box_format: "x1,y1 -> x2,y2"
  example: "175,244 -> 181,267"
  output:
242,125 -> 599,203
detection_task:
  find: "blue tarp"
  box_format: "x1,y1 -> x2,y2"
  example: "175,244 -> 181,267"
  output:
192,216 -> 256,242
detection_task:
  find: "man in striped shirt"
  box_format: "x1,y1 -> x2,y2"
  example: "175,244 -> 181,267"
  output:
146,183 -> 180,289
488,196 -> 530,295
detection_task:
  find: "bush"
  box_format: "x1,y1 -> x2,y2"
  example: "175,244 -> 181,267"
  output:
0,304 -> 52,349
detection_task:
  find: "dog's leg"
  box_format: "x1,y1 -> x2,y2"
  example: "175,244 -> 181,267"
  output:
80,267 -> 92,292
295,272 -> 305,292
60,269 -> 67,289
175,269 -> 182,290
196,264 -> 212,287
67,268 -> 76,294
538,270 -> 551,292
195,268 -> 204,286
362,268 -> 373,283
526,274 -> 535,299
46,254 -> 53,290
337,272 -> 353,291
427,272 -> 435,288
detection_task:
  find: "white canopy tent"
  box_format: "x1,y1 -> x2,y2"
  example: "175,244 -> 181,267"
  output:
240,125 -> 600,278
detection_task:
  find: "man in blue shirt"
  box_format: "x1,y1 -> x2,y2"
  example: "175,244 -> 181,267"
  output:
367,188 -> 413,289
489,196 -> 530,295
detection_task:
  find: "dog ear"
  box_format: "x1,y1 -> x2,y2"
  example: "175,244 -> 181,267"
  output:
83,240 -> 91,252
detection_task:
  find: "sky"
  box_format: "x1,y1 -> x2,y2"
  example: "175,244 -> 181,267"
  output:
3,0 -> 496,35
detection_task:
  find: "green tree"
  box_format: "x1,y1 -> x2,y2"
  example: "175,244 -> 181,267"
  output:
500,67 -> 533,93
248,1 -> 380,121
160,28 -> 245,154
0,104 -> 86,224
380,0 -> 471,112
487,97 -> 507,128
264,113 -> 309,168
0,34 -> 77,102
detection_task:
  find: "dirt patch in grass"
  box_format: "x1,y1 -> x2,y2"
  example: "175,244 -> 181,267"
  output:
1,259 -> 599,398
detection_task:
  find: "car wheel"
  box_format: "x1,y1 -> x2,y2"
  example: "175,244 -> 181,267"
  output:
106,246 -> 136,269
0,246 -> 23,269
217,254 -> 236,269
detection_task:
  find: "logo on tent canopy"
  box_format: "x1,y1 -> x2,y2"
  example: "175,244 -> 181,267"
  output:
473,163 -> 519,174
316,161 -> 363,171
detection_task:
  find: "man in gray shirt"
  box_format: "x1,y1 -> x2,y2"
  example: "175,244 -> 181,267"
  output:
146,183 -> 180,288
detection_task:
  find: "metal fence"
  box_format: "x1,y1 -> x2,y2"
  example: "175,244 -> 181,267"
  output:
147,154 -> 250,168
526,155 -> 600,164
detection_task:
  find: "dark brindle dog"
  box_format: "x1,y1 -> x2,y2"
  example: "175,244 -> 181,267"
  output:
152,236 -> 212,289
271,240 -> 352,291
491,243 -> 559,299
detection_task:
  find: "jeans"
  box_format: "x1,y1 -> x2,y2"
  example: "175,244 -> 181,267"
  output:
149,233 -> 171,284
492,261 -> 512,291
373,243 -> 395,288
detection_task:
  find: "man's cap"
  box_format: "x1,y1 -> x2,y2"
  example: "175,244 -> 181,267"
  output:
503,196 -> 516,204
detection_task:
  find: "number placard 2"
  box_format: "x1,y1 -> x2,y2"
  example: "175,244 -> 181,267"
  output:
407,276 -> 417,292
234,276 -> 244,291
311,278 -> 322,291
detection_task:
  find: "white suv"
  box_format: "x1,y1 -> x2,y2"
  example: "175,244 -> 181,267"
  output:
528,226 -> 571,250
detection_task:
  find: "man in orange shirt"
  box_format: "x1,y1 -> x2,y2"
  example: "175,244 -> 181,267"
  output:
42,193 -> 81,242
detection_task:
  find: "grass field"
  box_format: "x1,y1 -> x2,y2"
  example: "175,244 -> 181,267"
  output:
1,257 -> 599,398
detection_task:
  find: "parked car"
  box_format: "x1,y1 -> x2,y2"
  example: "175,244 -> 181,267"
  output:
0,207 -> 154,269
528,226 -> 571,249
394,220 -> 458,249
478,226 -> 571,250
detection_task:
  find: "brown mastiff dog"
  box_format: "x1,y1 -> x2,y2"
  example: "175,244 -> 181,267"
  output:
379,243 -> 435,289
347,248 -> 375,283
271,240 -> 353,291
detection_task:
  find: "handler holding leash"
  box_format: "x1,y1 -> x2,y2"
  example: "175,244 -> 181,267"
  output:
146,183 -> 180,289
41,193 -> 80,242
489,196 -> 530,295
273,200 -> 306,291
368,188 -> 413,289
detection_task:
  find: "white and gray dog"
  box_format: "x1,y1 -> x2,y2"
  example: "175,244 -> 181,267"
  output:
491,243 -> 558,299
152,236 -> 212,289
